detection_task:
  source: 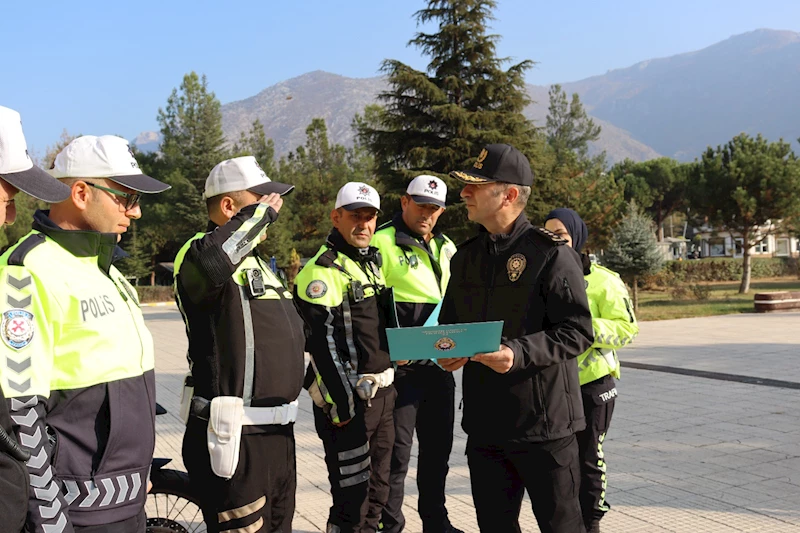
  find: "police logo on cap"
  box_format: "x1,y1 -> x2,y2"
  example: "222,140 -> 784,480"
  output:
428,180 -> 438,190
2,309 -> 35,350
306,280 -> 327,299
434,337 -> 456,352
507,253 -> 527,282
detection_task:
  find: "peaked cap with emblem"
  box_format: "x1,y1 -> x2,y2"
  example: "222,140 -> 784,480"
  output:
450,144 -> 534,187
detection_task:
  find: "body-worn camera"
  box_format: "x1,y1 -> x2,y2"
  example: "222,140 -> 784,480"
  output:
245,269 -> 266,298
349,280 -> 365,303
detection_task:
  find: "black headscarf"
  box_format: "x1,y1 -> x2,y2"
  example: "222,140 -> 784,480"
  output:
545,208 -> 588,254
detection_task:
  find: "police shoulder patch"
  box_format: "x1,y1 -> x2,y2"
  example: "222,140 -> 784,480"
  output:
306,280 -> 328,299
1,309 -> 35,350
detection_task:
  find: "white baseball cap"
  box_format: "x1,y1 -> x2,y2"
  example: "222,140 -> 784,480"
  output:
49,135 -> 170,193
203,156 -> 293,199
0,106 -> 71,203
406,175 -> 446,208
335,182 -> 381,212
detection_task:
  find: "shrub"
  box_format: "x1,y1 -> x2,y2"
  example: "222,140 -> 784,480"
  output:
690,283 -> 712,301
641,257 -> 796,286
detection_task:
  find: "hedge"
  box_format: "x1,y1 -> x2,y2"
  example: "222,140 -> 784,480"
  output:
643,257 -> 799,287
135,286 -> 175,303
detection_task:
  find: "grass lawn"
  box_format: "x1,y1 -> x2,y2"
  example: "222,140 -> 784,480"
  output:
637,278 -> 800,321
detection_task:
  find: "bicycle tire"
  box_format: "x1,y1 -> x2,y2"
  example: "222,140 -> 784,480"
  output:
146,468 -> 206,533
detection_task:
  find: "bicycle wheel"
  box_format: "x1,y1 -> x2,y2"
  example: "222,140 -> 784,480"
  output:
146,469 -> 207,533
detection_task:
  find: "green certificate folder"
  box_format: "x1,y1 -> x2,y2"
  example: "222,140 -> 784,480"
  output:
386,321 -> 504,361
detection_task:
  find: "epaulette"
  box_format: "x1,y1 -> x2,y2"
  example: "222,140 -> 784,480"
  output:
532,227 -> 568,245
376,219 -> 395,232
7,234 -> 46,266
315,249 -> 339,269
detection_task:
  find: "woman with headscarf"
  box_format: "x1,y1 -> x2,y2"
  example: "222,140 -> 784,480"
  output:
544,208 -> 639,533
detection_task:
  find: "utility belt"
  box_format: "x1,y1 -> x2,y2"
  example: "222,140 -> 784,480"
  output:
189,396 -> 299,425
308,367 -> 395,409
187,395 -> 298,480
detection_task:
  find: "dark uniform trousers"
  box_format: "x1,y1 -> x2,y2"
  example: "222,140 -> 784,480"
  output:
314,387 -> 397,533
382,365 -> 455,533
73,510 -> 146,533
183,417 -> 297,533
466,434 -> 585,533
576,375 -> 616,525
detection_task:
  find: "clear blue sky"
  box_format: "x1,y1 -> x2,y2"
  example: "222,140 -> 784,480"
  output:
3,0 -> 798,154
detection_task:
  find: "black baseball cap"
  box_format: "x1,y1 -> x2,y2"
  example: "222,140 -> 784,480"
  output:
450,144 -> 534,187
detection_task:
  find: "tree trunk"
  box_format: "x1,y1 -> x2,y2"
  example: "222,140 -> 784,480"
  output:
632,275 -> 639,312
739,249 -> 752,294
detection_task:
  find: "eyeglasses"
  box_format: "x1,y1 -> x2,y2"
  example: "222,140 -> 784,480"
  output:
86,182 -> 141,210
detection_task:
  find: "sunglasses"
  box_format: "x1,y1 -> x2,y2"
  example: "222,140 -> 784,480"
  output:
86,182 -> 142,210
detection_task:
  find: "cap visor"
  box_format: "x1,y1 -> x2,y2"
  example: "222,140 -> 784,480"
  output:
249,181 -> 295,197
449,170 -> 493,184
108,173 -> 170,193
341,202 -> 382,213
409,195 -> 445,208
1,166 -> 72,203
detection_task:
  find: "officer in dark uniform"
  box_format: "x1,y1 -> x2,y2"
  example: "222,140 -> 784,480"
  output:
439,144 -> 594,533
371,175 -> 462,533
294,182 -> 397,533
0,106 -> 71,533
174,156 -> 305,533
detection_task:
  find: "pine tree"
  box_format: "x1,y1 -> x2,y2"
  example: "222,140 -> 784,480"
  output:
231,119 -> 278,178
603,202 -> 664,311
546,84 -> 601,166
157,72 -> 228,192
356,0 -> 540,241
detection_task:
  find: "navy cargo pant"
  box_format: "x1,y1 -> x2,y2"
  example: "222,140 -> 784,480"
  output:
315,387 -> 397,533
466,434 -> 585,533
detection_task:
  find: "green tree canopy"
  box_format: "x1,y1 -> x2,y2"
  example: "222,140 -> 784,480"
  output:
612,157 -> 689,241
690,133 -> 800,293
356,0 -> 539,242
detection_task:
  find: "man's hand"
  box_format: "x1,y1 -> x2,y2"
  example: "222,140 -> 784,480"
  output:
396,360 -> 410,366
471,344 -> 515,374
259,193 -> 283,214
438,357 -> 469,372
333,419 -> 351,428
147,480 -> 153,494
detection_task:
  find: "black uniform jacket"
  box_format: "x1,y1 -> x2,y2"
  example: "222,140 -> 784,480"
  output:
440,213 -> 594,443
175,204 -> 306,433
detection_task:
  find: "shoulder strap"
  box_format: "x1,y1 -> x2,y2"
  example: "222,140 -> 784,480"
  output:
7,234 -> 46,266
531,227 -> 568,245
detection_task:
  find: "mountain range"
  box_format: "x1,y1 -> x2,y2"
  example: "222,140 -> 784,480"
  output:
135,29 -> 800,164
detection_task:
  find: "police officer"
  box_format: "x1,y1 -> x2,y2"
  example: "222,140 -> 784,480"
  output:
371,175 -> 462,533
439,144 -> 594,533
174,156 -> 304,533
294,182 -> 397,533
0,106 -> 71,533
0,134 -> 170,532
544,208 -> 639,533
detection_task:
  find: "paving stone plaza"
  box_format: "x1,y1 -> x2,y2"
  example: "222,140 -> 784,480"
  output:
144,308 -> 800,532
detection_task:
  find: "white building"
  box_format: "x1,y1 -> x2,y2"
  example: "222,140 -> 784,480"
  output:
693,227 -> 799,259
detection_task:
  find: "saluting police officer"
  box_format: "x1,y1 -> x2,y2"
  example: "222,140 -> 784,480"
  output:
174,156 -> 304,533
294,182 -> 397,533
371,175 -> 463,533
439,144 -> 594,533
1,134 -> 170,533
545,208 -> 639,533
0,106 -> 71,533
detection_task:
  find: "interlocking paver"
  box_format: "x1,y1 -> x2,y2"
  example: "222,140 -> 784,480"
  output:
144,306 -> 800,532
